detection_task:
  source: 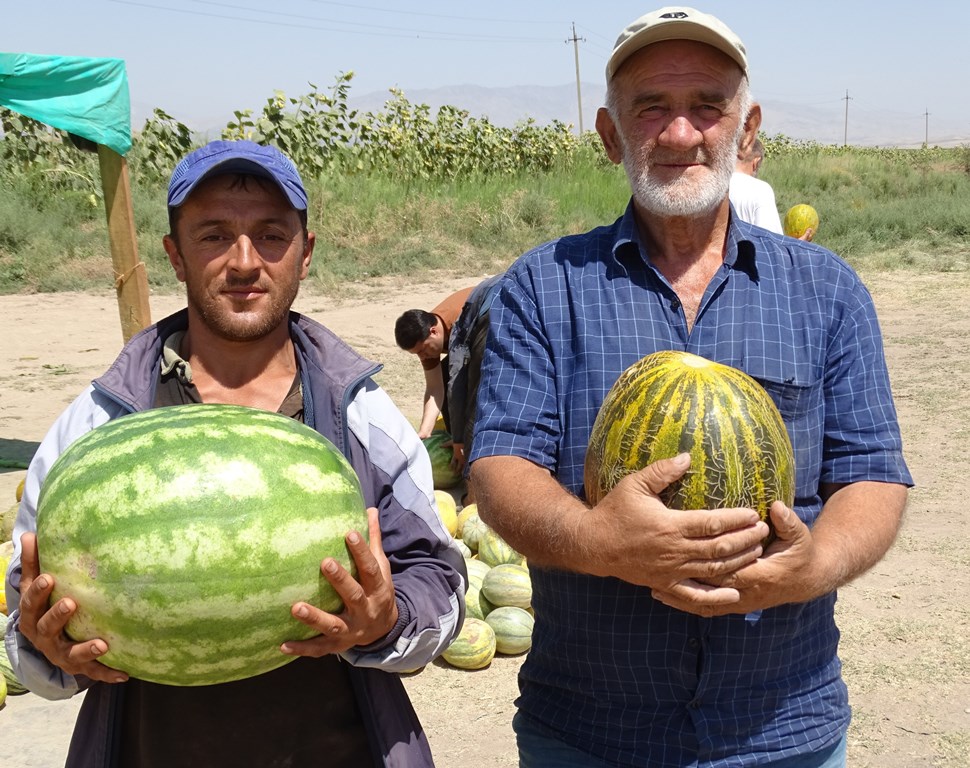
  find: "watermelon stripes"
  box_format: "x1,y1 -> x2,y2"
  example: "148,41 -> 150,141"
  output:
36,404 -> 367,686
584,351 -> 795,521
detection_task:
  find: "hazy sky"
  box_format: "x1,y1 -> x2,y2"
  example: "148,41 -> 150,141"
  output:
4,1 -> 969,144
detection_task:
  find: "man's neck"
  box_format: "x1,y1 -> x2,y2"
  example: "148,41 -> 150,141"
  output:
634,200 -> 732,331
180,320 -> 299,410
635,199 -> 730,269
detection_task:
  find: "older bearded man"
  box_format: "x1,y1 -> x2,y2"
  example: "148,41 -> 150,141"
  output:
469,6 -> 911,768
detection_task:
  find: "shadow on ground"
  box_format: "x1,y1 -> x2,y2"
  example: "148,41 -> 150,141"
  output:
0,437 -> 39,471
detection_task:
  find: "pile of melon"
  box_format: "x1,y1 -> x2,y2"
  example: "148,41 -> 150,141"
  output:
433,491 -> 534,671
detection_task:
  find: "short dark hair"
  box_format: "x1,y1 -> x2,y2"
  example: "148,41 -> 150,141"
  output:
167,173 -> 309,240
395,309 -> 437,350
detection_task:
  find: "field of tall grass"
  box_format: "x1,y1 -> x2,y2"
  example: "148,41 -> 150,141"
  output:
1,140 -> 968,294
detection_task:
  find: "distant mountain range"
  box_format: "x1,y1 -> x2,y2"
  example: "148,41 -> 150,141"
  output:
349,82 -> 967,149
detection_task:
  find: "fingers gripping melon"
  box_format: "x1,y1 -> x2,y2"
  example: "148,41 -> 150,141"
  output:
35,404 -> 368,687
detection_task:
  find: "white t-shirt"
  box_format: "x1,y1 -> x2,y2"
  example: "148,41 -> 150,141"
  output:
729,171 -> 783,234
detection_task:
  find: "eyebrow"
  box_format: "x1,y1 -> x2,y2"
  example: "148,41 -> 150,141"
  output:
630,89 -> 732,107
187,216 -> 297,231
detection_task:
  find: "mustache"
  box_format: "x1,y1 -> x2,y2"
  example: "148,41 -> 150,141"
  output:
222,277 -> 266,290
645,150 -> 712,165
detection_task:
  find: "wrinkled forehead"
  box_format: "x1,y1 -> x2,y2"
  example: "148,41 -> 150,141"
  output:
613,38 -> 745,91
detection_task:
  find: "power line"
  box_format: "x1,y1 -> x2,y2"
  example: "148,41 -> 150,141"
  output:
565,22 -> 585,134
842,89 -> 853,147
192,0 -> 553,40
575,22 -> 615,47
109,0 -> 558,43
300,0 -> 555,25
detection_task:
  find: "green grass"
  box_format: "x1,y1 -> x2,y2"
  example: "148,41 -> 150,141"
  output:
1,145 -> 968,294
762,149 -> 970,271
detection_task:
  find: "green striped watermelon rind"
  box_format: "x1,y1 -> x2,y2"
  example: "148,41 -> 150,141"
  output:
422,432 -> 462,490
584,351 -> 795,527
35,404 -> 368,687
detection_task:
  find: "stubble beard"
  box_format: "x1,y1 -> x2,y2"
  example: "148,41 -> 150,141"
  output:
182,268 -> 300,343
621,121 -> 743,218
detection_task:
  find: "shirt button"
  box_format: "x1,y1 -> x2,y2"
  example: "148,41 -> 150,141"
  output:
687,637 -> 700,649
670,298 -> 681,310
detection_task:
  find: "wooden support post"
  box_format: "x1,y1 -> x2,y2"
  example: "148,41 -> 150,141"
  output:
97,144 -> 151,343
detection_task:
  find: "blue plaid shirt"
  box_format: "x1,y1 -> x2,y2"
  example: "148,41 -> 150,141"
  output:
470,202 -> 912,767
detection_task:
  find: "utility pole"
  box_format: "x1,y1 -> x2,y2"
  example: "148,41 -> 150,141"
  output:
842,89 -> 852,147
924,108 -> 930,146
566,22 -> 585,134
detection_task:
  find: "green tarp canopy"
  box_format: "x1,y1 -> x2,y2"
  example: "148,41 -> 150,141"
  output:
0,52 -> 131,156
0,52 -> 150,342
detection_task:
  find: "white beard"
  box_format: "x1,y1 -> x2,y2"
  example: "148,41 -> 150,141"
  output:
620,123 -> 743,218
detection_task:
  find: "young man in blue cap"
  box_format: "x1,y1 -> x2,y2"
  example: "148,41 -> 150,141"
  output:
470,7 -> 910,767
5,140 -> 466,767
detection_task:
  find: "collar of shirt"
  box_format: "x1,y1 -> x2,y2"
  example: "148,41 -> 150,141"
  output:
608,199 -> 760,283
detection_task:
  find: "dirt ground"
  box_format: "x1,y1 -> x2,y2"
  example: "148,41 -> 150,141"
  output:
1,268 -> 968,767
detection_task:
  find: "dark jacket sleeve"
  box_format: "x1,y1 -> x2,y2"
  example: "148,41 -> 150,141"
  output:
339,379 -> 466,672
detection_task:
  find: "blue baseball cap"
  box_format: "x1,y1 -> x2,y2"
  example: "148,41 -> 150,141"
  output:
167,140 -> 308,210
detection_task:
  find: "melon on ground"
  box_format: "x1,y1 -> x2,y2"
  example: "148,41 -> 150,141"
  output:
485,606 -> 534,655
442,617 -> 496,670
422,432 -> 462,490
0,540 -> 11,614
476,527 -> 525,568
481,563 -> 532,610
461,513 -> 490,553
433,490 -> 458,536
2,502 -> 17,542
0,613 -> 29,694
455,502 -> 478,539
464,557 -> 492,591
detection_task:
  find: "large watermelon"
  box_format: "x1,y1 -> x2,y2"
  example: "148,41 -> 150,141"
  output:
584,351 -> 794,528
422,432 -> 462,490
35,404 -> 367,687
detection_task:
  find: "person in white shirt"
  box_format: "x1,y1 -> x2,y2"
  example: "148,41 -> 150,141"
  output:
729,137 -> 784,233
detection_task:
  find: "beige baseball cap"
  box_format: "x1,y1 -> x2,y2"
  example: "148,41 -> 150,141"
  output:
606,6 -> 747,80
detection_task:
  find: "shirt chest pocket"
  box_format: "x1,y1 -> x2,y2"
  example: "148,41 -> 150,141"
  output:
742,357 -> 824,502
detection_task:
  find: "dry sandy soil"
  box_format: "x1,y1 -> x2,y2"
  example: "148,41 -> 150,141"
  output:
1,269 -> 968,767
